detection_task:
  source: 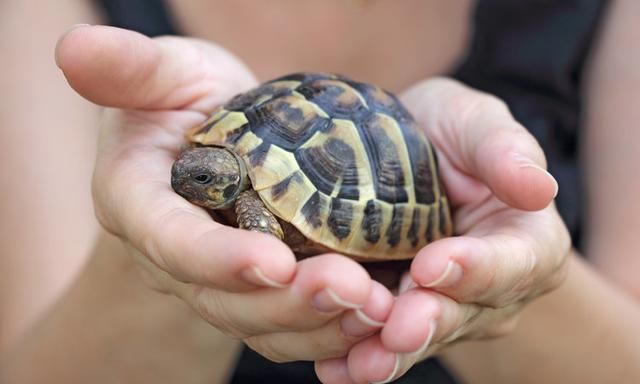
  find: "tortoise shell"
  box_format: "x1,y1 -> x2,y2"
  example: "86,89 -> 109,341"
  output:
187,73 -> 452,260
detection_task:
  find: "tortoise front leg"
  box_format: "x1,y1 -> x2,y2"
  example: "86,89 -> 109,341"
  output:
235,190 -> 284,240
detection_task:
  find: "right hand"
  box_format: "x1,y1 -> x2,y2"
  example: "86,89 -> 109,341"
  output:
56,25 -> 392,362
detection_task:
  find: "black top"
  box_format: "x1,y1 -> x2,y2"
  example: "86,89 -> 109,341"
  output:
95,0 -> 608,382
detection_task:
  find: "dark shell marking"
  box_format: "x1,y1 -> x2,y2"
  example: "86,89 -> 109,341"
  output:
188,72 -> 452,260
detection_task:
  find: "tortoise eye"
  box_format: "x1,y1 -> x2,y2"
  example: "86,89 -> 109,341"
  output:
193,173 -> 213,184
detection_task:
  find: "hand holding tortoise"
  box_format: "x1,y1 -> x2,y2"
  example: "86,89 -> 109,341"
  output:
56,25 -> 393,363
316,79 -> 570,383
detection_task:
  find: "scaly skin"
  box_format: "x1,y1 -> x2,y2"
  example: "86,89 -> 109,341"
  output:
235,190 -> 284,240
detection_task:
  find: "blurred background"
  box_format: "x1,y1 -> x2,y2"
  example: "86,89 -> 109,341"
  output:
3,1 -> 637,383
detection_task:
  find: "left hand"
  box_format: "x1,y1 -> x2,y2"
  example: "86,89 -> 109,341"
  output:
56,26 -> 394,364
315,78 -> 571,383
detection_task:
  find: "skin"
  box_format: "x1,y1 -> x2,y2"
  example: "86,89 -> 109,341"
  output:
2,233 -> 242,384
0,0 -> 101,352
3,1 -> 640,384
167,0 -> 474,91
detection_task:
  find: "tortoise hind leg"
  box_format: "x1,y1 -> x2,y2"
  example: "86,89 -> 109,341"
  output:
235,190 -> 284,240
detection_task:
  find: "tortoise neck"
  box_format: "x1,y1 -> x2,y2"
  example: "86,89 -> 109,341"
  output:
226,148 -> 251,195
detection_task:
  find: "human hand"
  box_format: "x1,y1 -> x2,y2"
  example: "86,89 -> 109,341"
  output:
55,25 -> 393,362
315,78 -> 571,383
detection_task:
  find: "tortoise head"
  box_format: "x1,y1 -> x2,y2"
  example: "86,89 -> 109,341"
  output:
171,147 -> 249,209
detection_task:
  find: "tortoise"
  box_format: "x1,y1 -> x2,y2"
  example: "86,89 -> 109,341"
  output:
171,72 -> 452,261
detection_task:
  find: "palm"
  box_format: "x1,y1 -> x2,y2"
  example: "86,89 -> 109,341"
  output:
61,26 -> 397,366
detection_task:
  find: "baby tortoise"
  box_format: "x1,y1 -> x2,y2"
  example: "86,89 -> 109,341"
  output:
171,72 -> 452,261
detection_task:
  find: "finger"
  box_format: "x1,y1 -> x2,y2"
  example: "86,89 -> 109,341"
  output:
339,281 -> 392,338
241,281 -> 392,363
411,209 -> 570,307
244,313 -> 376,363
92,111 -> 297,292
315,358 -> 356,384
380,288 -> 482,353
348,289 -> 482,383
347,336 -> 398,384
114,165 -> 297,291
55,25 -> 256,111
143,206 -> 297,291
180,254 -> 377,337
402,78 -> 558,211
380,289 -> 440,353
314,282 -> 394,383
244,318 -> 354,362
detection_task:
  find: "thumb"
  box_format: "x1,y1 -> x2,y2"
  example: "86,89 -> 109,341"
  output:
55,25 -> 256,111
461,99 -> 559,211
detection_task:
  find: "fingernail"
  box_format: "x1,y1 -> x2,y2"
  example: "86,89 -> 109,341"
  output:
312,288 -> 362,313
340,309 -> 384,338
356,309 -> 385,327
513,153 -> 559,198
399,274 -> 418,293
239,266 -> 288,288
55,24 -> 92,68
422,260 -> 463,288
370,321 -> 435,383
416,319 -> 437,354
370,353 -> 400,384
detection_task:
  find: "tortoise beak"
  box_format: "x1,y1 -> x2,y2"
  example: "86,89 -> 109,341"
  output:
171,157 -> 201,204
170,159 -> 187,193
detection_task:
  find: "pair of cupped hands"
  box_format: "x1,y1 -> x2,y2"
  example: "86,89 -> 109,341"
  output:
56,26 -> 570,383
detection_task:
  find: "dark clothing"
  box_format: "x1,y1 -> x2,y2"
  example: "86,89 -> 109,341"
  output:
95,0 -> 607,382
94,0 -> 178,37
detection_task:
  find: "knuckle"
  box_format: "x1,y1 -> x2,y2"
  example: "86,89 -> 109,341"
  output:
307,337 -> 349,360
535,215 -> 572,296
552,223 -> 572,275
505,245 -> 538,304
333,322 -> 358,352
140,213 -> 176,272
192,288 -> 251,339
128,249 -> 174,294
463,304 -> 523,341
483,236 -> 539,309
263,309 -> 301,331
136,268 -> 170,293
541,255 -> 570,295
437,300 -> 480,345
93,205 -> 117,234
91,170 -> 123,235
475,264 -> 499,305
142,207 -> 203,279
244,337 -> 293,363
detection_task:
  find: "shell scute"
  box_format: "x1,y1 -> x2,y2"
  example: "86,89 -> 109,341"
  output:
245,94 -> 332,151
